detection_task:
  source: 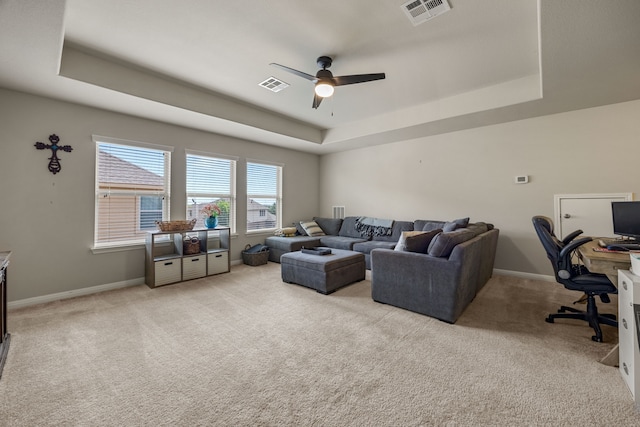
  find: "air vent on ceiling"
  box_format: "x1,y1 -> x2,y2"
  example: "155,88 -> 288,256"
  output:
259,77 -> 289,92
401,0 -> 451,26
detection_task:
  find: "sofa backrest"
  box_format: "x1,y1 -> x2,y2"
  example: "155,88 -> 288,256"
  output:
424,222 -> 494,258
373,220 -> 414,242
313,217 -> 343,236
338,216 -> 364,238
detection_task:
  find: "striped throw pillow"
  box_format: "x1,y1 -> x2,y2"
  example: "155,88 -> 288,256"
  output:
299,220 -> 325,237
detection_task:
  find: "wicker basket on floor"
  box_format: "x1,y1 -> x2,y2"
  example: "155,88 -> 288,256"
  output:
242,244 -> 269,266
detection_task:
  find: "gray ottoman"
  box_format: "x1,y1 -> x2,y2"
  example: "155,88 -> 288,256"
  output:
281,248 -> 366,294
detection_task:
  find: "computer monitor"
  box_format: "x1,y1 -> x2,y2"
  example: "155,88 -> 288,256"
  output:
612,201 -> 640,240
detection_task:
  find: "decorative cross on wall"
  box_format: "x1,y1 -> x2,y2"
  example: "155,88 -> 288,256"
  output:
34,134 -> 73,175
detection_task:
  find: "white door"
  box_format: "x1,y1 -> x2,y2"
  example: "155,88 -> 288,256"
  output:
554,193 -> 633,240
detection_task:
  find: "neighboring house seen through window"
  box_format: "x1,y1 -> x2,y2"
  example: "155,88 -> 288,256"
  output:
94,138 -> 172,248
186,151 -> 237,233
247,161 -> 282,232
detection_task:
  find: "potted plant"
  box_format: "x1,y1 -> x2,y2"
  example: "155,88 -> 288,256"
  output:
201,203 -> 221,228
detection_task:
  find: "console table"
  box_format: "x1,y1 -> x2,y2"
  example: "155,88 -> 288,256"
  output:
0,251 -> 11,380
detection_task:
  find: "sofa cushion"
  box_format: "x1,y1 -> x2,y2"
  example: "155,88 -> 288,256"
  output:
265,235 -> 321,252
427,228 -> 477,258
300,220 -> 325,237
415,218 -> 470,232
338,216 -> 365,238
466,222 -> 489,236
415,220 -> 447,232
353,240 -> 397,254
395,229 -> 441,253
313,217 -> 343,236
373,220 -> 414,242
319,235 -> 368,250
443,217 -> 470,232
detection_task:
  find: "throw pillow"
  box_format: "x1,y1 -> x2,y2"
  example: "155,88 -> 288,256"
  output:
427,228 -> 477,258
394,229 -> 441,252
295,221 -> 308,236
394,231 -> 425,251
300,220 -> 325,237
313,217 -> 343,236
404,229 -> 442,253
276,227 -> 297,237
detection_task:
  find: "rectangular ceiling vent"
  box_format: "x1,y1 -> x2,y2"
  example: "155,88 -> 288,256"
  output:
259,77 -> 289,92
401,0 -> 451,26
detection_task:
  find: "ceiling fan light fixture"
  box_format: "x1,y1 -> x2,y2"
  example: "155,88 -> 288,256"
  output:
314,81 -> 334,98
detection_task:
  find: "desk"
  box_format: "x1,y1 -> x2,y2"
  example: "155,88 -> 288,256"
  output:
578,240 -> 631,284
578,240 -> 630,366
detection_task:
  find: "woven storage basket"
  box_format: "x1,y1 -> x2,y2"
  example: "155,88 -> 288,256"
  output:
242,244 -> 269,266
155,219 -> 197,232
183,236 -> 201,255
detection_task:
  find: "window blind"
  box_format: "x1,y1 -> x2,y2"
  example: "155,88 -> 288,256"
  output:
95,141 -> 171,247
246,161 -> 281,232
186,153 -> 236,232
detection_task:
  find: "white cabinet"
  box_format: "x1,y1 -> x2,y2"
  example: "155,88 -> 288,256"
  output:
618,269 -> 640,406
145,227 -> 230,288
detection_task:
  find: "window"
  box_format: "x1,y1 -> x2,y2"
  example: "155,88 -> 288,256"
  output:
186,151 -> 236,233
94,137 -> 172,247
247,161 -> 282,232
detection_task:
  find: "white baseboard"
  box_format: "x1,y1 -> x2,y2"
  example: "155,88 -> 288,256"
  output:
493,268 -> 555,282
7,266 -> 553,309
8,277 -> 145,309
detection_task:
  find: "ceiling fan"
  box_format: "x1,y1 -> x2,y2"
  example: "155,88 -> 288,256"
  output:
270,56 -> 386,109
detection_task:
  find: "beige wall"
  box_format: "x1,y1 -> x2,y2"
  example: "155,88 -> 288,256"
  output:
319,99 -> 640,276
0,88 -> 320,302
3,85 -> 640,302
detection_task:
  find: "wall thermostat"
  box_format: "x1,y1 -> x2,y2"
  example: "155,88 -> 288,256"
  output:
515,175 -> 529,184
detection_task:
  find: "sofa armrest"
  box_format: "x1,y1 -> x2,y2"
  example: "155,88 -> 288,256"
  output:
371,249 -> 461,287
370,248 -> 479,323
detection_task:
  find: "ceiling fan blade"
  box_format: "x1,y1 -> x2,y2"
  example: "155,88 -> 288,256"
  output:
333,73 -> 386,86
312,93 -> 323,109
270,63 -> 317,82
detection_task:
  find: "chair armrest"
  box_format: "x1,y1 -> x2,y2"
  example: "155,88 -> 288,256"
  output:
559,236 -> 592,259
562,229 -> 584,245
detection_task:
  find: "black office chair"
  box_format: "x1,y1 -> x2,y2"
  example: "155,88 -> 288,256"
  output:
532,216 -> 618,342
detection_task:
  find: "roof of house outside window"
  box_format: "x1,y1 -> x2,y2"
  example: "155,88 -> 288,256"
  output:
98,151 -> 163,187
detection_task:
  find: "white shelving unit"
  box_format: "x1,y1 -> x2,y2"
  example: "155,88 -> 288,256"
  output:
145,227 -> 230,288
618,269 -> 640,407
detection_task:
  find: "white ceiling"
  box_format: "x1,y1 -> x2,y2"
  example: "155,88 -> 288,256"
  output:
1,0 -> 639,154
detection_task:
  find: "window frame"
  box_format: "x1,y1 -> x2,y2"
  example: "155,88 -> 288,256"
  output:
93,135 -> 173,250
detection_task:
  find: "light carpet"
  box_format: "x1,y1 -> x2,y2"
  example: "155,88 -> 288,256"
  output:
0,262 -> 638,426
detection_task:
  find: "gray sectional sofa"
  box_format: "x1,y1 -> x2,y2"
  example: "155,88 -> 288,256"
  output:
265,216 -> 499,323
371,220 -> 499,323
266,216 -> 414,268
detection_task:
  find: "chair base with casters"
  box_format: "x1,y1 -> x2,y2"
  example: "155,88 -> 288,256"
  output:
532,215 -> 618,343
545,293 -> 618,342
